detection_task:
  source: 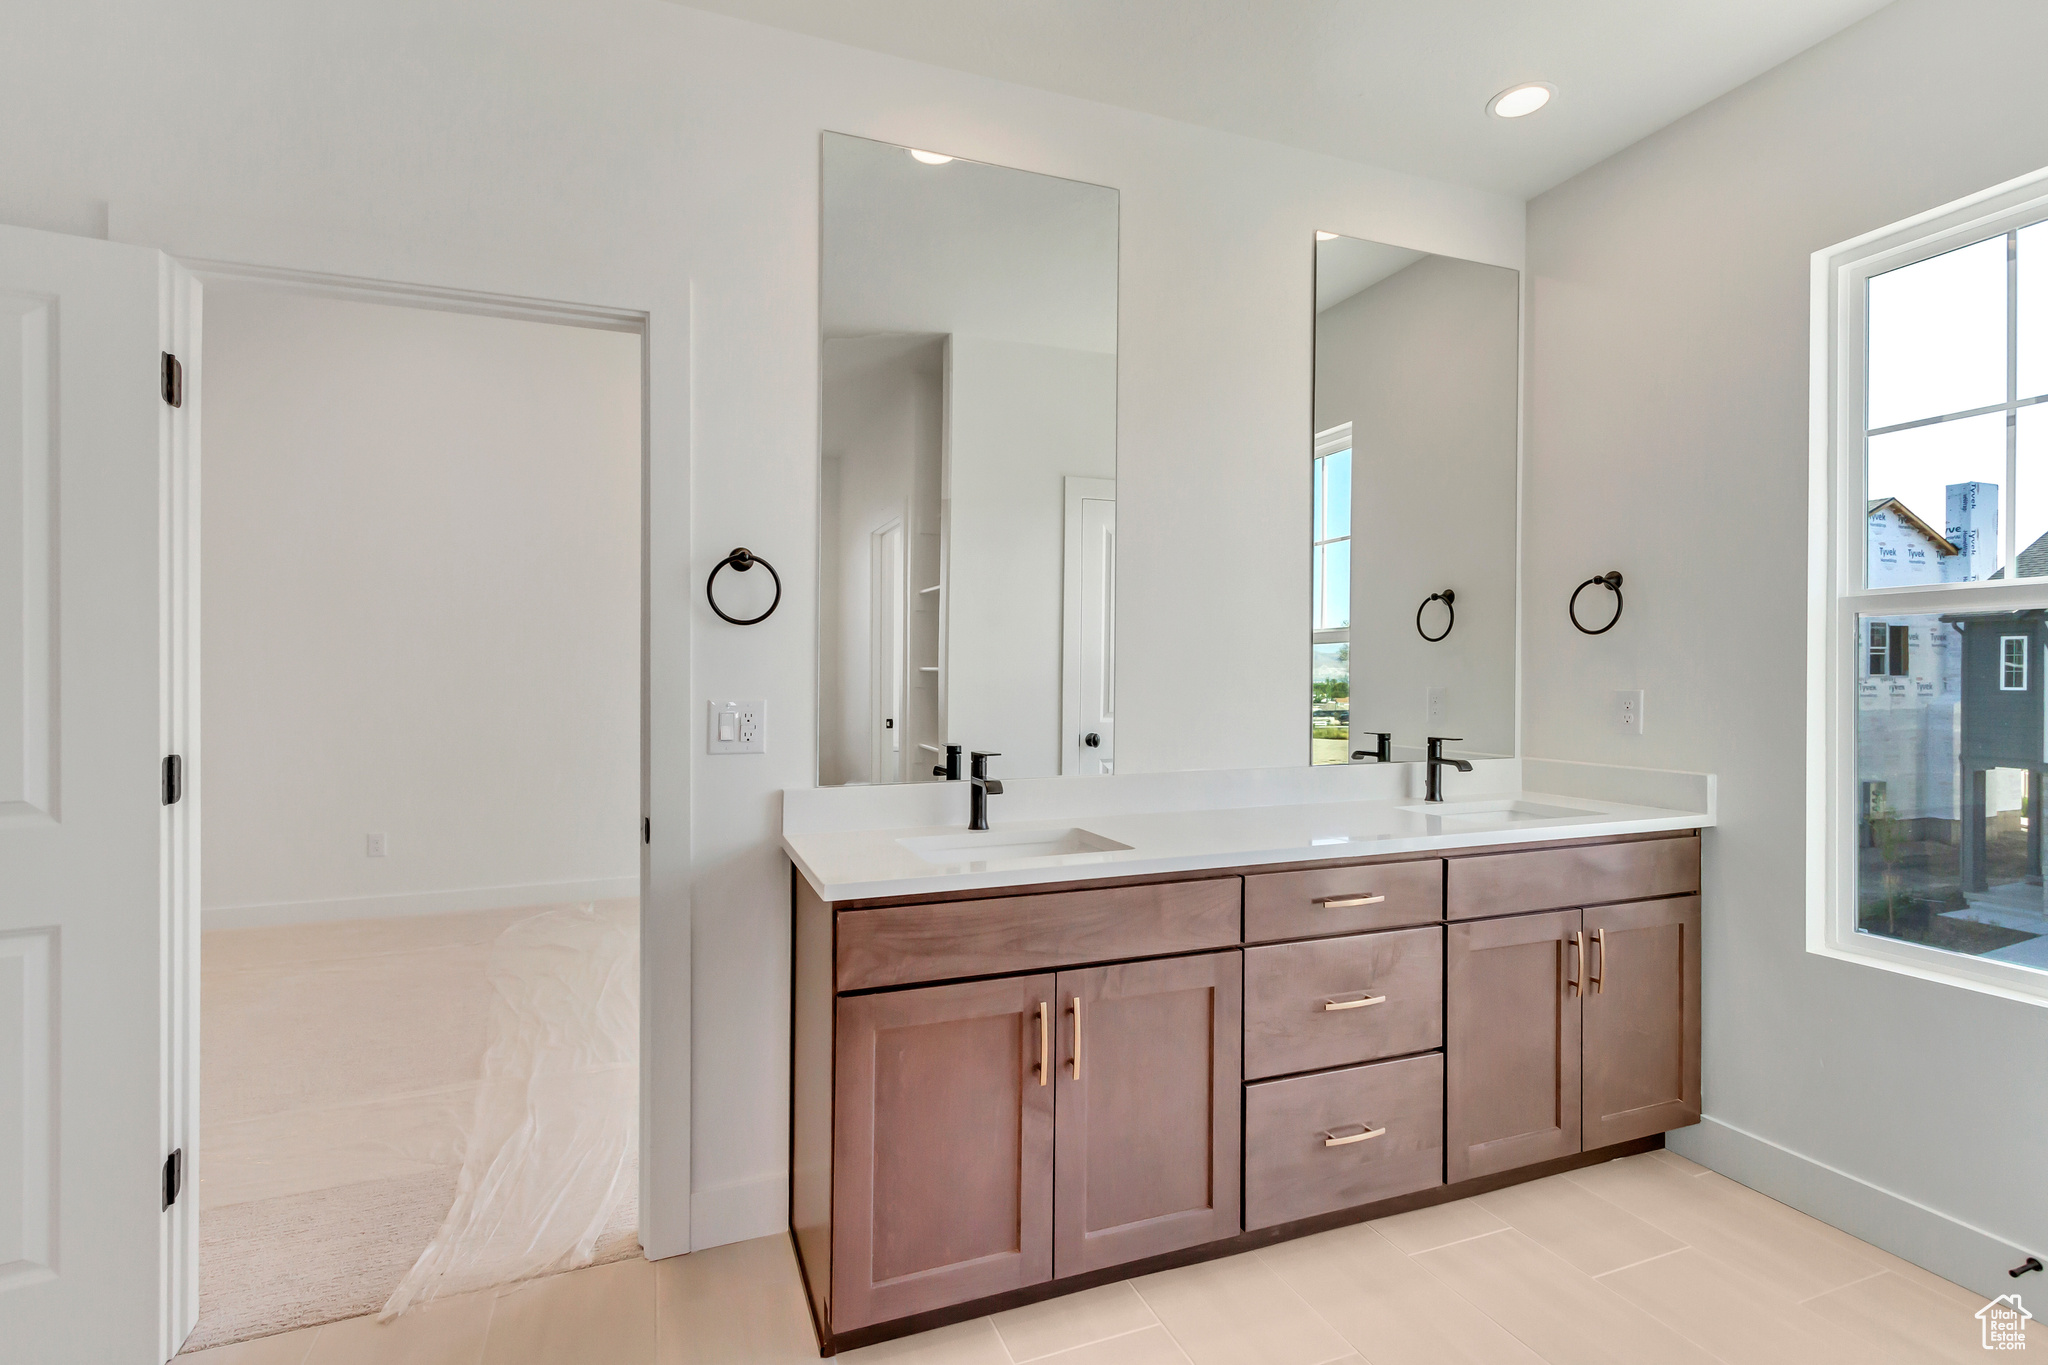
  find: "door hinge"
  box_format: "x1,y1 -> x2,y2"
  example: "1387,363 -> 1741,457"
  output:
163,1148 -> 182,1210
161,352 -> 183,408
162,754 -> 182,806
642,817 -> 651,845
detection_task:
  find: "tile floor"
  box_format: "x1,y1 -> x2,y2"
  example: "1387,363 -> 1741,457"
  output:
178,1149 -> 2040,1364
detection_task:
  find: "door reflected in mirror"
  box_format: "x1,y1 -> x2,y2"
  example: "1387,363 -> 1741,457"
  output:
1312,235 -> 1518,765
817,133 -> 1119,786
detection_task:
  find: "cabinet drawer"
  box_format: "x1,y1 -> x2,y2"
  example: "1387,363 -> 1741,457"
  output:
1244,927 -> 1441,1080
1445,836 -> 1699,922
1244,1052 -> 1443,1230
836,878 -> 1241,991
1244,859 -> 1441,943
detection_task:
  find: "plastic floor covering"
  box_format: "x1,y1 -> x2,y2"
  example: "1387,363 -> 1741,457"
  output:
187,899 -> 641,1353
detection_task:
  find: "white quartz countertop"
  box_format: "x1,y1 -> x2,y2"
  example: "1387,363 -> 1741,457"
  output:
783,780 -> 1714,903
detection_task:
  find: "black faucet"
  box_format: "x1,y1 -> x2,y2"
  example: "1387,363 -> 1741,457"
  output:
1351,731 -> 1393,763
969,751 -> 1004,830
1424,737 -> 1473,803
932,744 -> 962,780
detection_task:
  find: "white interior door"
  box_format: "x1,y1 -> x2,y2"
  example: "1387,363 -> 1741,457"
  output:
870,519 -> 905,783
1062,478 -> 1115,775
0,224 -> 195,1362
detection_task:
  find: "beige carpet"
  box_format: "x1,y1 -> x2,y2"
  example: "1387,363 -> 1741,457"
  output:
188,901 -> 641,1353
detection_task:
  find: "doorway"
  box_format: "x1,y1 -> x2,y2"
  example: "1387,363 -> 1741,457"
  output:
187,281 -> 647,1350
870,517 -> 906,785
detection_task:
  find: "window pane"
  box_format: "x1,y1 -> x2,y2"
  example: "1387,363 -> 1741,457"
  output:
1311,642 -> 1349,766
1867,234 -> 2008,431
1319,539 -> 1350,630
1866,411 -> 2005,585
2016,405 -> 2048,577
2020,221 -> 2048,399
1324,449 -> 1351,541
1311,543 -> 1324,624
1857,609 -> 2048,971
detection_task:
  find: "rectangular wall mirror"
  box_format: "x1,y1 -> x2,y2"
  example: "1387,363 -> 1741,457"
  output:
817,132 -> 1119,786
1312,235 -> 1518,765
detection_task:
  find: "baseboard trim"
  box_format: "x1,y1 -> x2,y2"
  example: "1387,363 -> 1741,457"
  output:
690,1173 -> 786,1253
1669,1115 -> 2032,1300
203,876 -> 640,929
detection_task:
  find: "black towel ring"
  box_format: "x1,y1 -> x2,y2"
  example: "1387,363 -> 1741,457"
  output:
707,547 -> 781,625
1416,589 -> 1455,642
1570,571 -> 1624,635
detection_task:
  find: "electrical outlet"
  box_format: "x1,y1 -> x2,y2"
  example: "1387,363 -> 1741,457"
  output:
366,832 -> 388,857
708,698 -> 766,754
1617,689 -> 1645,736
1426,686 -> 1447,727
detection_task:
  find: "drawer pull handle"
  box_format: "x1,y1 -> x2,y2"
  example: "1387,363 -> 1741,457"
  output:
1323,1124 -> 1387,1147
1323,992 -> 1387,1011
1036,1001 -> 1049,1086
1317,893 -> 1386,908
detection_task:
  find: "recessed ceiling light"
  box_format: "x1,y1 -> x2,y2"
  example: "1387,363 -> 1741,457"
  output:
1487,83 -> 1555,119
1315,231 -> 1340,241
908,149 -> 954,165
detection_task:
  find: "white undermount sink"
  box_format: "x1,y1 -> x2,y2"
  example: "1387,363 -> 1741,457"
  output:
898,827 -> 1133,865
1398,798 -> 1591,827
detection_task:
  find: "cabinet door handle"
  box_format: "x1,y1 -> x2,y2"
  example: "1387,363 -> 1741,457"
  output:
1067,996 -> 1082,1080
1036,1001 -> 1049,1086
1322,1124 -> 1387,1147
1590,928 -> 1606,995
1316,893 -> 1385,908
1567,930 -> 1584,996
1323,992 -> 1387,1011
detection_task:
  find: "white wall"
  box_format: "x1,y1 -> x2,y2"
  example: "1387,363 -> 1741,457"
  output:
946,336 -> 1117,777
1524,0 -> 2048,1293
1315,254 -> 1519,759
201,289 -> 641,926
0,0 -> 1522,1253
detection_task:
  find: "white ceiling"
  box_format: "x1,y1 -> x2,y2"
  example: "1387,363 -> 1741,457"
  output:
676,0 -> 1891,199
1316,237 -> 1426,313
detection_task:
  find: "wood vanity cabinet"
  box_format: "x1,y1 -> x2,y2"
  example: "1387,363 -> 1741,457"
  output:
1053,952 -> 1241,1275
792,829 -> 1703,1355
1445,838 -> 1702,1183
799,876 -> 1241,1337
830,976 -> 1055,1328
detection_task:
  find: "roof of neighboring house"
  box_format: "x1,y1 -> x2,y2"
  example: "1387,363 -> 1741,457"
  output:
1983,531 -> 2048,581
1868,498 -> 1960,555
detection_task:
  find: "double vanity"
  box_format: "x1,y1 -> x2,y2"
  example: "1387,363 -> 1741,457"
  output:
794,130 -> 1704,1357
782,760 -> 1713,1354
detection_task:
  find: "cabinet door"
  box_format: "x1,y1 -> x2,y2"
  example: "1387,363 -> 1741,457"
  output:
1446,909 -> 1582,1182
1054,952 -> 1242,1275
1583,895 -> 1701,1148
832,975 -> 1056,1331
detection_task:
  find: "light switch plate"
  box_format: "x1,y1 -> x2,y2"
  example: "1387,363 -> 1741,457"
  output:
366,832 -> 388,857
1617,689 -> 1645,736
708,698 -> 766,754
1426,686 -> 1447,727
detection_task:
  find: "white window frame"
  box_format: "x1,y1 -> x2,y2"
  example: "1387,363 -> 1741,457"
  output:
2002,635 -> 2031,690
1312,421 -> 1353,645
1809,164 -> 2048,1009
1866,620 -> 1890,677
